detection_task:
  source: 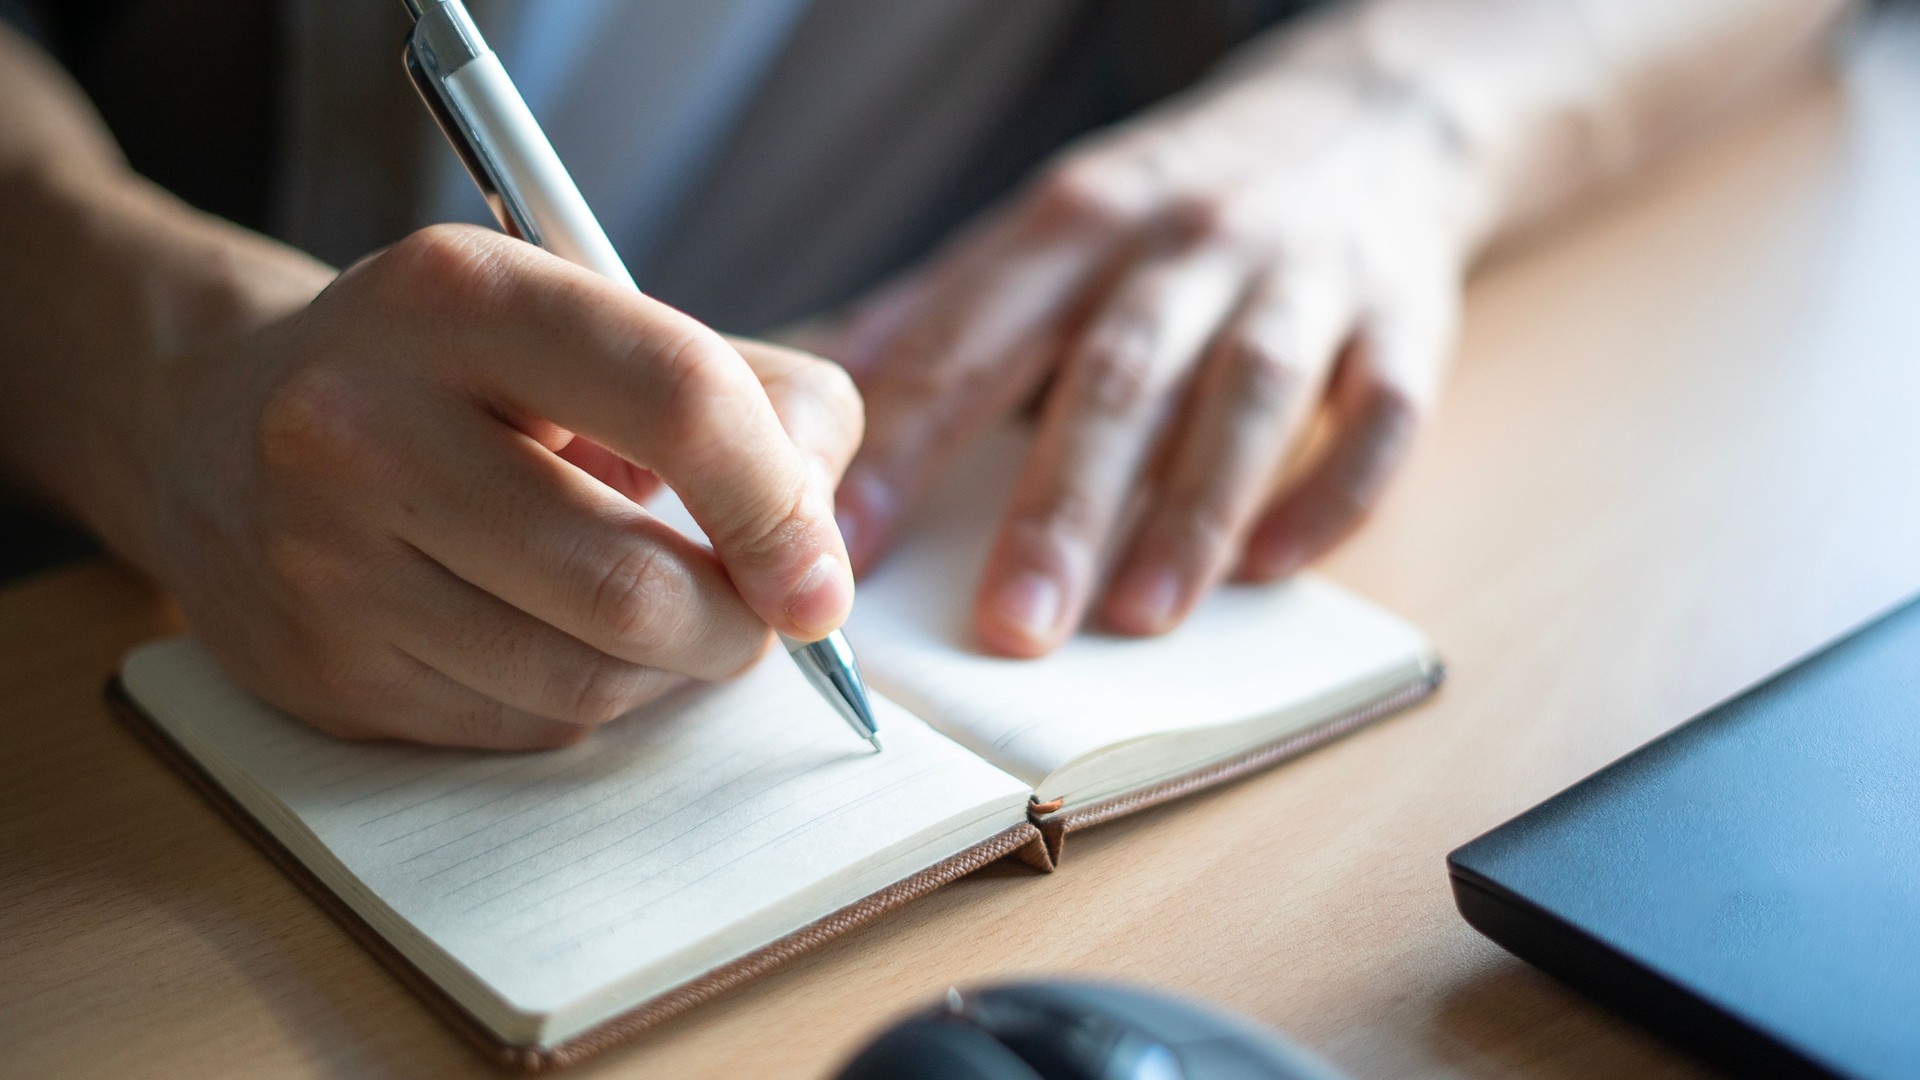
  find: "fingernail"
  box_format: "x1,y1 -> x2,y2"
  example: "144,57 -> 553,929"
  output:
787,552 -> 853,635
1114,564 -> 1182,633
991,570 -> 1063,642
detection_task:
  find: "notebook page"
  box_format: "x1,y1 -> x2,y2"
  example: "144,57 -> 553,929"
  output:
847,428 -> 1434,796
122,639 -> 1030,1045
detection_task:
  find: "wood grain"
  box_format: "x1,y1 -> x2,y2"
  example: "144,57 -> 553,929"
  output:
5,23 -> 1920,1080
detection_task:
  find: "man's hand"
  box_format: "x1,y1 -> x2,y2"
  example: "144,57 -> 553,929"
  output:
830,71 -> 1478,657
0,22 -> 866,750
830,0 -> 1848,658
139,226 -> 861,747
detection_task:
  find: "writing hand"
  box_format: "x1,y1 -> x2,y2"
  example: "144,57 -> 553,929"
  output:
145,225 -> 861,746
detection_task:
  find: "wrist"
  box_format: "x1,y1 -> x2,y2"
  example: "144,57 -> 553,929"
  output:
1177,60 -> 1501,273
1200,0 -> 1619,260
1171,18 -> 1505,268
0,164 -> 331,573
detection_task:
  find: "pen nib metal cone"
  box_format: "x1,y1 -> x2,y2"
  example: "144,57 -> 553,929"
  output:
783,631 -> 883,752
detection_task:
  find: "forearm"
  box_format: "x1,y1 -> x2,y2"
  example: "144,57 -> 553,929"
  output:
0,25 -> 331,569
1209,0 -> 1856,252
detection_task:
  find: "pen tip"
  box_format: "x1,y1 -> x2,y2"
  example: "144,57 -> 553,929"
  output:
867,733 -> 884,753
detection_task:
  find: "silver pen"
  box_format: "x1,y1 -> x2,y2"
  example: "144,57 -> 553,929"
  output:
400,0 -> 881,751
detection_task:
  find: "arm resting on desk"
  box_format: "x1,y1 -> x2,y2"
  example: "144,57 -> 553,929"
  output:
1229,0 -> 1859,248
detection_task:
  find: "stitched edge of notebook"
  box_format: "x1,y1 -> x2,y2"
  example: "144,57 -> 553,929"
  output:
1028,661 -> 1445,865
105,676 -> 1042,1073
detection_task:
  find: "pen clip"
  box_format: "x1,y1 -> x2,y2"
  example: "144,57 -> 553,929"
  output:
401,4 -> 543,245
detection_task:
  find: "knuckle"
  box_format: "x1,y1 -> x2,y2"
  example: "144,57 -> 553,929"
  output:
1074,331 -> 1168,418
384,224 -> 513,315
584,542 -> 687,654
1164,495 -> 1241,559
1027,157 -> 1142,233
647,330 -> 758,449
257,366 -> 384,477
729,484 -> 813,565
1011,483 -> 1102,549
877,345 -> 994,416
1160,192 -> 1240,248
260,533 -> 332,594
1222,337 -> 1309,415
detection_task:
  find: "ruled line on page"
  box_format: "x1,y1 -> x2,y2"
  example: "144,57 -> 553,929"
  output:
121,635 -> 1037,1017
375,761 -> 559,845
340,757 -> 473,811
523,759 -> 957,955
380,740 -> 682,853
432,730 -> 814,899
355,753 -> 548,826
480,751 -> 949,934
311,749 -> 439,793
377,734 -> 714,867
403,749 -> 698,877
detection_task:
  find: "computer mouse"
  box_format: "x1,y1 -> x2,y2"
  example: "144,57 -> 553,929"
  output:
833,979 -> 1350,1080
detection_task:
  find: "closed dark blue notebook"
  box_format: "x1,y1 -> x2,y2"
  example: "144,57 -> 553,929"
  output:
1449,596 -> 1920,1080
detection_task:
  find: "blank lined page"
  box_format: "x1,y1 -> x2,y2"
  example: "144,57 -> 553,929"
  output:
848,427 -> 1435,793
121,640 -> 1029,1046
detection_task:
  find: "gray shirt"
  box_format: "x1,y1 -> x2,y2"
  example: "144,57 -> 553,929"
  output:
22,0 -> 1323,332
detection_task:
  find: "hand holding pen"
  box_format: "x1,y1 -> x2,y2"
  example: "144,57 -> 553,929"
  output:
56,6 -> 873,752
401,0 -> 879,748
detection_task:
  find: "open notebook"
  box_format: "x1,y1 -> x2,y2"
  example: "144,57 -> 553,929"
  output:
111,431 -> 1440,1070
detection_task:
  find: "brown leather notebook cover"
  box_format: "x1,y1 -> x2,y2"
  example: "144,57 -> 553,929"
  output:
107,662 -> 1440,1070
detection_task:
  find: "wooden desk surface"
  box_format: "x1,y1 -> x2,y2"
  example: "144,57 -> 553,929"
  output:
7,25 -> 1920,1080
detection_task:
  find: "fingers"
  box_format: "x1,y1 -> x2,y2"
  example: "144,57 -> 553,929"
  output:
972,248 -> 1247,656
552,341 -> 861,513
375,552 -> 686,729
383,403 -> 774,681
832,180 -> 1131,572
1239,295 -> 1452,580
730,337 -> 865,490
1099,270 -> 1352,634
372,225 -> 852,640
257,536 -> 662,749
338,658 -> 599,751
554,437 -> 662,504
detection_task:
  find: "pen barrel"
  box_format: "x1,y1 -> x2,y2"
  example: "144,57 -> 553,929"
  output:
437,56 -> 638,289
406,0 -> 877,749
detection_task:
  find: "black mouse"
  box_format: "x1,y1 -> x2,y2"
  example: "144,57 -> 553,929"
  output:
833,980 -> 1350,1080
